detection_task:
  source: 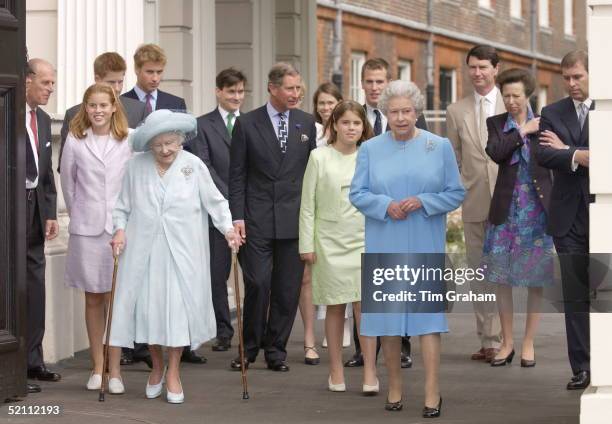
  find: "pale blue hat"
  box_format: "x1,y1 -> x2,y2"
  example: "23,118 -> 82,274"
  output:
129,109 -> 197,152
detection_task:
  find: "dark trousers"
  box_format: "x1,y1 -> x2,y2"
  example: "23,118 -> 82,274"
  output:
26,191 -> 46,370
240,237 -> 303,362
353,319 -> 411,358
554,226 -> 590,375
209,227 -> 233,340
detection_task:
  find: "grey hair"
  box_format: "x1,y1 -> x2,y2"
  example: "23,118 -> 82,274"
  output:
378,80 -> 425,116
268,62 -> 300,87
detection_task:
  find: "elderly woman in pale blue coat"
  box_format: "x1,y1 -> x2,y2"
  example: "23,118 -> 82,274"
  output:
109,110 -> 241,404
350,81 -> 464,418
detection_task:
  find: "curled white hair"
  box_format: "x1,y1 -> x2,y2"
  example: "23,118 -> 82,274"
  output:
377,80 -> 425,116
151,130 -> 187,145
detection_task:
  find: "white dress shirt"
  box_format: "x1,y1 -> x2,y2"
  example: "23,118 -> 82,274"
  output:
365,103 -> 387,133
569,97 -> 592,172
474,87 -> 499,124
218,105 -> 240,128
134,85 -> 158,111
26,103 -> 39,189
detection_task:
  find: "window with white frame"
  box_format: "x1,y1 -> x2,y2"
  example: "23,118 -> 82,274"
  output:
350,52 -> 366,104
564,0 -> 574,35
478,0 -> 492,9
539,0 -> 549,28
439,68 -> 456,110
510,0 -> 522,19
398,60 -> 412,82
537,86 -> 548,113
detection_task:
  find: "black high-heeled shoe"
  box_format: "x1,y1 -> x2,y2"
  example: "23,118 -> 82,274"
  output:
422,397 -> 442,418
384,398 -> 403,411
520,358 -> 536,368
490,349 -> 515,367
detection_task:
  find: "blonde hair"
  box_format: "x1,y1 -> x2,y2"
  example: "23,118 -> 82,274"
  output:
69,84 -> 128,140
133,43 -> 167,69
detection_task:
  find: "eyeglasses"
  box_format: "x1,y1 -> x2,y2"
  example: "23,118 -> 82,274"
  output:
150,140 -> 180,152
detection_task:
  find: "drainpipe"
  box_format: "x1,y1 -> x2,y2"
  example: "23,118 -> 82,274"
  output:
332,0 -> 343,92
425,0 -> 435,110
530,1 -> 537,78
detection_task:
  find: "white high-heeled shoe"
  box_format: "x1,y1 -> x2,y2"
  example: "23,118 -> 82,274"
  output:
328,376 -> 346,392
86,373 -> 102,390
166,380 -> 184,404
109,377 -> 125,394
146,368 -> 166,399
362,378 -> 379,396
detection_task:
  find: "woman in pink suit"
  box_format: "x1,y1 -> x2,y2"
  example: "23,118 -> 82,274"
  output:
60,83 -> 131,394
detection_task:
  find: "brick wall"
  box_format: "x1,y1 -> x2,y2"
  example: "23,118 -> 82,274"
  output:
317,0 -> 587,113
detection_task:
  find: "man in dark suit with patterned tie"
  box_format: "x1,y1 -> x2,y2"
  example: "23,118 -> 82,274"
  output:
185,68 -> 247,352
345,58 -> 427,369
122,43 -> 204,365
536,50 -> 592,391
229,63 -> 317,372
25,59 -> 61,393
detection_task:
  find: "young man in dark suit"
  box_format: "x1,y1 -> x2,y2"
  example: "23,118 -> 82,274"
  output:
122,43 -> 187,113
185,68 -> 247,352
536,50 -> 592,390
229,63 -> 317,372
123,43 -> 203,365
58,52 -> 146,172
25,59 -> 61,394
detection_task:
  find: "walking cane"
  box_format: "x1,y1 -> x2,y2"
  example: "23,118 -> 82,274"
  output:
99,253 -> 120,402
232,250 -> 249,400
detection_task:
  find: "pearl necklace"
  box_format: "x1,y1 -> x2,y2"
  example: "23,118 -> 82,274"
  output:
156,163 -> 169,177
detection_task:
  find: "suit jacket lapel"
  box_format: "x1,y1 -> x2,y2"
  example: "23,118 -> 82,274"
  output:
494,89 -> 505,115
254,107 -> 283,166
83,128 -> 105,164
36,109 -> 48,166
559,97 -> 581,146
463,96 -> 484,156
209,110 -> 231,147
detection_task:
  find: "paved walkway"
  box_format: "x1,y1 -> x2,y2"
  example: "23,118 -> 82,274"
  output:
2,314 -> 581,424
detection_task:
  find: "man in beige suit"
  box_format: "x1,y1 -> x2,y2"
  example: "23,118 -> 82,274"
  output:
446,45 -> 503,362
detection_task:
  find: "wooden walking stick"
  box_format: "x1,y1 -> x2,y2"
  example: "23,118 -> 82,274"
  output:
99,254 -> 120,402
232,251 -> 249,399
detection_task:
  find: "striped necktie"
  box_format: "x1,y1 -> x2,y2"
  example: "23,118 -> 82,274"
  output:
278,113 -> 288,153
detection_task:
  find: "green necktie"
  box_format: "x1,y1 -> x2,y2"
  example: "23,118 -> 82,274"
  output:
226,112 -> 235,136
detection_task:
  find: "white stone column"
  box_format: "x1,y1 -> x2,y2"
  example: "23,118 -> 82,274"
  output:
581,1 -> 612,422
191,0 -> 217,115
56,0 -> 145,113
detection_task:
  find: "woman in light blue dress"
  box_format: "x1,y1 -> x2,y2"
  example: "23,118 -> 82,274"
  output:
350,81 -> 464,418
109,110 -> 241,404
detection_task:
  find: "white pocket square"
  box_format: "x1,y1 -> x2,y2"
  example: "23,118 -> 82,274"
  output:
45,141 -> 51,147
300,134 -> 309,142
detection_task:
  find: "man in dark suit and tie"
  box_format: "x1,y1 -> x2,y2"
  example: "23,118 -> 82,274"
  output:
185,68 -> 247,352
344,58 -> 427,369
229,62 -> 317,372
536,50 -> 592,390
25,59 -> 61,394
122,43 -> 187,114
123,43 -> 203,365
58,52 -> 146,172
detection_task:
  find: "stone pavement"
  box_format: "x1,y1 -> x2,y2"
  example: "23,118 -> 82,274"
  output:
1,314 -> 581,424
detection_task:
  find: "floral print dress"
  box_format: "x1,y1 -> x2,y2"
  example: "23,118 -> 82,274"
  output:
482,113 -> 554,287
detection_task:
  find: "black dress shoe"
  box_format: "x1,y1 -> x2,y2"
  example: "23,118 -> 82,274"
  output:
27,383 -> 42,393
133,354 -> 153,368
230,356 -> 251,371
401,352 -> 413,369
212,338 -> 231,352
490,350 -> 515,367
384,398 -> 403,411
120,350 -> 134,365
304,346 -> 320,365
27,366 -> 61,382
344,353 -> 364,367
422,397 -> 442,418
181,350 -> 207,364
567,371 -> 590,390
266,360 -> 290,372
